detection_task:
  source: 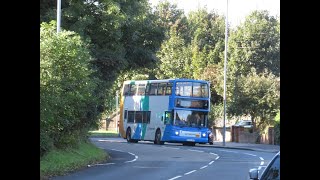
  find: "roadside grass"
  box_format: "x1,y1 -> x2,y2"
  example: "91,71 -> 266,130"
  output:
40,141 -> 108,180
88,130 -> 119,137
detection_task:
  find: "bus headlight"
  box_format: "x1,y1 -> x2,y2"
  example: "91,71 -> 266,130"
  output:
202,133 -> 206,137
175,131 -> 179,135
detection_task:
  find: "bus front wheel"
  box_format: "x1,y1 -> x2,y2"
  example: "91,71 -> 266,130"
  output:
154,130 -> 164,145
126,128 -> 132,143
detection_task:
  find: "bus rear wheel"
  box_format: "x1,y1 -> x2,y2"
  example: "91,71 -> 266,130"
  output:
154,130 -> 164,145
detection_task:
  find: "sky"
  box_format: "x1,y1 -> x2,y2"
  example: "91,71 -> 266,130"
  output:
149,0 -> 280,28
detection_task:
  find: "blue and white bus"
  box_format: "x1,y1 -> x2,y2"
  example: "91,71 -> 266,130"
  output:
118,78 -> 213,146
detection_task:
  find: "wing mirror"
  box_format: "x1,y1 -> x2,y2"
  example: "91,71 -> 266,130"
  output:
249,168 -> 259,180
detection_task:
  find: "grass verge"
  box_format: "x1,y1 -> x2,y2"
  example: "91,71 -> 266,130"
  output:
88,130 -> 119,137
40,141 -> 108,180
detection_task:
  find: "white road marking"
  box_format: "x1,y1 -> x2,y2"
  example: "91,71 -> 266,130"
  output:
218,150 -> 238,153
215,156 -> 220,160
133,166 -> 166,168
210,152 -> 217,155
97,139 -> 122,143
200,165 -> 208,169
162,147 -> 180,150
97,140 -> 108,142
184,170 -> 197,175
124,152 -> 138,163
243,153 -> 257,156
168,175 -> 182,180
260,161 -> 264,165
110,148 -> 125,152
187,149 -> 204,153
209,161 -> 214,165
125,158 -> 137,163
259,157 -> 264,161
128,152 -> 135,156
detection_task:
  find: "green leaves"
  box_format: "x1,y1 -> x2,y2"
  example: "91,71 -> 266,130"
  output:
228,10 -> 280,77
228,69 -> 280,130
156,29 -> 192,79
40,21 -> 99,156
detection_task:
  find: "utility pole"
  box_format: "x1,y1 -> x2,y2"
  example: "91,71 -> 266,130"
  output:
57,0 -> 61,33
223,0 -> 229,147
116,91 -> 119,134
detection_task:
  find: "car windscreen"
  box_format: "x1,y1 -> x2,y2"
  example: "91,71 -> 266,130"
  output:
260,154 -> 280,180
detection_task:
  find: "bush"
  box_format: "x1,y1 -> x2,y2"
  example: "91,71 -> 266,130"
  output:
40,21 -> 100,156
40,130 -> 54,157
274,122 -> 280,145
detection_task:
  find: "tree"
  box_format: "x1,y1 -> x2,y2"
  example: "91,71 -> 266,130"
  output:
40,0 -> 165,116
187,8 -> 226,79
226,10 -> 280,132
40,21 -> 99,156
228,10 -> 280,78
153,0 -> 187,40
155,28 -> 192,79
228,69 -> 280,132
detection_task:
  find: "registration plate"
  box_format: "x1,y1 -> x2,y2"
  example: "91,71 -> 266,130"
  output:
187,139 -> 195,142
195,134 -> 200,137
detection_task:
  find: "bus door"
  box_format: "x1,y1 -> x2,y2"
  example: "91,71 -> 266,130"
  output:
163,111 -> 173,138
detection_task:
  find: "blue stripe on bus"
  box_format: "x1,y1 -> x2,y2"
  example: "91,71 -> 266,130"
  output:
132,123 -> 148,140
133,123 -> 142,139
162,125 -> 210,143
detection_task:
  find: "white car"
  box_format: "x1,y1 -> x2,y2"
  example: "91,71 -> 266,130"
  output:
234,120 -> 253,128
249,151 -> 280,180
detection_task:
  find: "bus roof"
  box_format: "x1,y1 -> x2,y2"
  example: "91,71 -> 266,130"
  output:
123,78 -> 209,84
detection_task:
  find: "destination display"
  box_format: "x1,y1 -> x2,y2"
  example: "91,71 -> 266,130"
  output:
175,99 -> 208,109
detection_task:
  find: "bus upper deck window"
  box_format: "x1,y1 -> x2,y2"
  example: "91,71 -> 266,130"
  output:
129,84 -> 136,96
158,83 -> 166,95
149,83 -> 158,95
137,84 -> 146,96
123,84 -> 130,96
165,83 -> 173,95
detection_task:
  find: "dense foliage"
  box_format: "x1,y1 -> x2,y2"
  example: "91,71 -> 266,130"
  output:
40,21 -> 100,156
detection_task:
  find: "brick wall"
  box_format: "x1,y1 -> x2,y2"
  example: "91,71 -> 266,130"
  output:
231,126 -> 275,144
212,127 -> 232,142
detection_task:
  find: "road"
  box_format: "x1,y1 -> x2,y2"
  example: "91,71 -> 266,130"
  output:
52,137 -> 277,180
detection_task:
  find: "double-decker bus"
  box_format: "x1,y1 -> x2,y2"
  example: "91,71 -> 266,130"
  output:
118,78 -> 213,146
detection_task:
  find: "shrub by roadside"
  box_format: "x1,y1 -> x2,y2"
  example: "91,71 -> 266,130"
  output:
40,141 -> 108,180
88,130 -> 119,138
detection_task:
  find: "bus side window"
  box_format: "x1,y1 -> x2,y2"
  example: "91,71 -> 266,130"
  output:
128,111 -> 135,123
158,83 -> 166,96
166,83 -> 173,95
124,110 -> 128,119
129,84 -> 136,96
145,84 -> 150,95
142,111 -> 151,124
149,83 -> 158,95
147,111 -> 151,124
137,84 -> 146,96
135,111 -> 142,123
123,84 -> 130,96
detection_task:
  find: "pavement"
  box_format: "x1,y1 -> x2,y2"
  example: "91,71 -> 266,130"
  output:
211,141 -> 280,153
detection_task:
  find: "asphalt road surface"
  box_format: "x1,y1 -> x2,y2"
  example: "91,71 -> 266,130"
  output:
52,137 -> 277,180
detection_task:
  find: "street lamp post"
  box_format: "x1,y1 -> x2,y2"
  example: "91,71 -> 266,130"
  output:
116,91 -> 119,134
57,0 -> 61,33
223,0 -> 229,146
